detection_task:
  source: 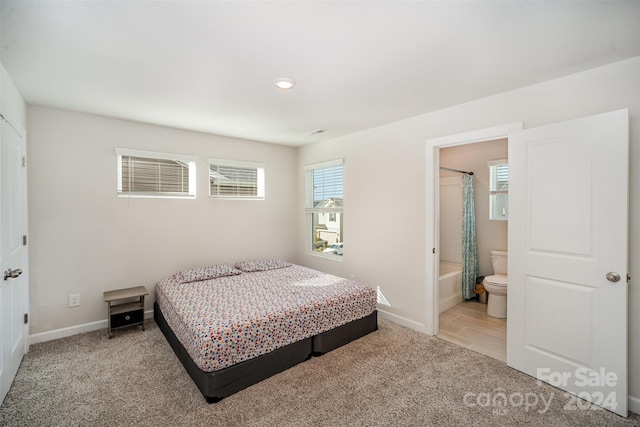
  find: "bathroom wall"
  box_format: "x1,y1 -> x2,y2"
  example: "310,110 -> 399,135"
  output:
438,176 -> 463,264
439,139 -> 508,277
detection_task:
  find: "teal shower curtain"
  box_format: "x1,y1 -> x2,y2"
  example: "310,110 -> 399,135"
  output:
462,174 -> 479,300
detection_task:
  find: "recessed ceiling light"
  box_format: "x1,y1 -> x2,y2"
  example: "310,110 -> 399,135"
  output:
273,77 -> 296,90
309,129 -> 326,135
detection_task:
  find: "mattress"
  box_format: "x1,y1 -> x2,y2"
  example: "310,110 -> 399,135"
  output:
155,264 -> 377,372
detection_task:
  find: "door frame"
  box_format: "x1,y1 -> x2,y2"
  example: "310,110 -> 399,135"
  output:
424,122 -> 523,336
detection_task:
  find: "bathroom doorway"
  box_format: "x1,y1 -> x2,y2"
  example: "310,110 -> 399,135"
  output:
437,139 -> 508,362
425,122 -> 522,363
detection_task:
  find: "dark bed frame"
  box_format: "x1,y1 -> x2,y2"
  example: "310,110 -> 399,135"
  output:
154,302 -> 378,402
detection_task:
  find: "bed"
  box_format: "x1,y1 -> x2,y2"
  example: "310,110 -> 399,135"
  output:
154,260 -> 378,402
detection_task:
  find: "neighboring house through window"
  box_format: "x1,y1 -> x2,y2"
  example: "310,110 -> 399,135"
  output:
208,159 -> 265,199
116,148 -> 197,198
305,159 -> 343,256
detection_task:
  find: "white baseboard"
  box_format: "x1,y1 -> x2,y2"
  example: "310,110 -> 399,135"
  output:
629,395 -> 640,415
29,310 -> 154,345
377,308 -> 426,334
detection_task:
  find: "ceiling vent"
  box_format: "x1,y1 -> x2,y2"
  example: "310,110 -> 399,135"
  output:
309,129 -> 326,135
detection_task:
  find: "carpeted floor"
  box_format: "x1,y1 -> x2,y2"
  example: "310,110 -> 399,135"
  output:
0,319 -> 638,427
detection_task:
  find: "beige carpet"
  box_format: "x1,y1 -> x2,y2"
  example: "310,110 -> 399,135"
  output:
0,319 -> 638,427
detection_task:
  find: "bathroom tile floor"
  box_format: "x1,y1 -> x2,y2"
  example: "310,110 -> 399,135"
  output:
437,300 -> 507,362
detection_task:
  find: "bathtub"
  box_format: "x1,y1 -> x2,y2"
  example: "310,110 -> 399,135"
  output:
439,260 -> 463,313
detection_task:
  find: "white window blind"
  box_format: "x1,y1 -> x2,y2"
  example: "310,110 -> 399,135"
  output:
208,159 -> 265,199
305,160 -> 344,212
116,149 -> 197,198
490,163 -> 509,193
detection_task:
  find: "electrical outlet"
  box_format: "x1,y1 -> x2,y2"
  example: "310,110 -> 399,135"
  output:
69,294 -> 80,307
350,274 -> 356,281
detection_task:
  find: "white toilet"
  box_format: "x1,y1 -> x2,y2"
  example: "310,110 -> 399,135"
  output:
483,250 -> 508,318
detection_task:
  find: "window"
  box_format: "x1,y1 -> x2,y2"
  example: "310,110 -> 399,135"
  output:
488,159 -> 508,220
116,148 -> 197,198
208,159 -> 265,199
305,160 -> 343,256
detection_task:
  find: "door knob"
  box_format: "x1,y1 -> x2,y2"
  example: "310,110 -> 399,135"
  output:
606,272 -> 621,283
3,268 -> 23,281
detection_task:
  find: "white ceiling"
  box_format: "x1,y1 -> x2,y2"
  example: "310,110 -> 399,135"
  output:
1,1 -> 639,146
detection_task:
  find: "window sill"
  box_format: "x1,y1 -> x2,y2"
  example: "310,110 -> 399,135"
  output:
209,196 -> 265,201
306,251 -> 344,262
117,194 -> 196,199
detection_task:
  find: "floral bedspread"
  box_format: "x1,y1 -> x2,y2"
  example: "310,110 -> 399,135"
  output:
156,264 -> 376,372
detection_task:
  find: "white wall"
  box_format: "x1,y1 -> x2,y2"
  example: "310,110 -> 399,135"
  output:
27,106 -> 298,335
440,139 -> 508,276
296,57 -> 640,404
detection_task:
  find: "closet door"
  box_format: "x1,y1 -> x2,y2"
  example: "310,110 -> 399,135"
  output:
0,118 -> 28,404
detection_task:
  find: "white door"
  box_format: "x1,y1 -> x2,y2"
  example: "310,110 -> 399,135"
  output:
0,117 -> 28,404
507,109 -> 628,416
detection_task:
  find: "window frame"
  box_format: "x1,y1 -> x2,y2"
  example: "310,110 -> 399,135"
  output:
304,159 -> 344,260
208,158 -> 266,200
116,148 -> 197,199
